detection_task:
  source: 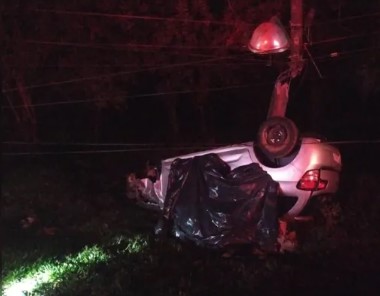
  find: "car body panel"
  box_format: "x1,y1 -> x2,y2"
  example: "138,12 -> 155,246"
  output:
155,137 -> 342,218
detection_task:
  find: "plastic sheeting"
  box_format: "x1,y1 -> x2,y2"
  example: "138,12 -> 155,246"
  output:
158,153 -> 279,249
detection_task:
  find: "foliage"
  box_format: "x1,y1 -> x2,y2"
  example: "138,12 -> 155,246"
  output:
3,0 -> 380,142
2,156 -> 380,295
3,0 -> 269,141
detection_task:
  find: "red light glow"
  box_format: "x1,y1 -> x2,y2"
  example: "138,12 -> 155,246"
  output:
297,170 -> 327,191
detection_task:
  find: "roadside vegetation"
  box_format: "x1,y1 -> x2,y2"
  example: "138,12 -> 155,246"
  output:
2,154 -> 380,296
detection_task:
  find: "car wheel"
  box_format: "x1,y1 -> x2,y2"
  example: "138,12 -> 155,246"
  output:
257,116 -> 299,158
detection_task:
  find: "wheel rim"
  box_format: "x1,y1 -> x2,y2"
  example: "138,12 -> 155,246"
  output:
266,124 -> 287,146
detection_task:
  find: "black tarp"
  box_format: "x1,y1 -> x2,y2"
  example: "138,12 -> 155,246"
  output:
158,154 -> 279,249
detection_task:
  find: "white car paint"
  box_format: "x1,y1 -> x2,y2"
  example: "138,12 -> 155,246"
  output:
151,137 -> 342,218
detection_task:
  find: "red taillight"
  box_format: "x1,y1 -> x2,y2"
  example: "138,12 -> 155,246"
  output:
297,169 -> 327,191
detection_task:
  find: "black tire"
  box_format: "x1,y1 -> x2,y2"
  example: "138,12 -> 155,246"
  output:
257,117 -> 299,158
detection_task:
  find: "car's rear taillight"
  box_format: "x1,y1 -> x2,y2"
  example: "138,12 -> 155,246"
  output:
297,169 -> 327,191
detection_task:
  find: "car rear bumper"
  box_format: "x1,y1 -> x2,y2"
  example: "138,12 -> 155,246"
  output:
279,169 -> 340,218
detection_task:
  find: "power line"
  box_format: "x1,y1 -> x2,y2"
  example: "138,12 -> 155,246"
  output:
2,141 -> 228,147
26,27 -> 380,50
32,8 -> 245,26
323,140 -> 380,145
3,38 -> 378,95
21,28 -> 380,54
1,146 -> 225,156
5,61 -> 269,68
4,52 -> 270,68
312,11 -> 380,26
12,40 -> 266,65
2,56 -> 242,93
20,39 -> 252,54
310,30 -> 380,45
5,44 -> 378,70
2,44 -> 376,100
5,43 -> 375,71
24,39 -> 245,50
2,44 -> 377,108
4,139 -> 379,147
2,82 -> 272,109
3,139 -> 380,156
314,46 -> 380,61
31,8 -> 380,28
8,44 -> 266,65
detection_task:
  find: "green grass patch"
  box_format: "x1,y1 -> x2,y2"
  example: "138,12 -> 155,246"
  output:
2,234 -> 149,296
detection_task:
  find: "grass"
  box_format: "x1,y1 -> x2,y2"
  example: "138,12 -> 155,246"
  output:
2,234 -> 149,296
3,245 -> 107,296
2,157 -> 380,295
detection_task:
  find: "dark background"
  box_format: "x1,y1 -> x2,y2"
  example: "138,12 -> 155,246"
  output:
3,0 -> 380,141
2,0 -> 380,174
2,3 -> 380,295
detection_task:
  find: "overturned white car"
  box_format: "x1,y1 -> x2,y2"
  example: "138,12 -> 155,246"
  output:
128,135 -> 342,220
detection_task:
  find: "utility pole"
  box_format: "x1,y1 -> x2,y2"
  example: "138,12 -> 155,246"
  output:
290,0 -> 304,78
267,0 -> 304,118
